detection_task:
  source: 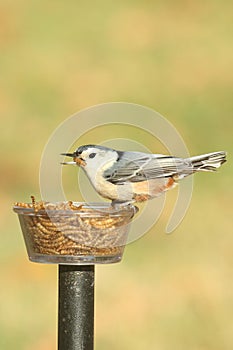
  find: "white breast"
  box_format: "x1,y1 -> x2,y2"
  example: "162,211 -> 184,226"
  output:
85,160 -> 133,201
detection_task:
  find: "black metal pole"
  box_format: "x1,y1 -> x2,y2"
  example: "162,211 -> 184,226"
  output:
58,265 -> 95,350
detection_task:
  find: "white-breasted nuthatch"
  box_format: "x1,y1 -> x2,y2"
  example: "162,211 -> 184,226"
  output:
61,145 -> 226,205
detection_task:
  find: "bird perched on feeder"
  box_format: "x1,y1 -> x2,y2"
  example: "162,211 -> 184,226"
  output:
61,145 -> 226,206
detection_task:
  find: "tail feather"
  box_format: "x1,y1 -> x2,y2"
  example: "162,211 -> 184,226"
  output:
188,151 -> 227,172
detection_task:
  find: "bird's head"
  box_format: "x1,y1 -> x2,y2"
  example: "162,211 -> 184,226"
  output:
61,144 -> 121,173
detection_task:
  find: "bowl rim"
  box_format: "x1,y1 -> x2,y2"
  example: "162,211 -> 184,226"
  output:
13,201 -> 138,218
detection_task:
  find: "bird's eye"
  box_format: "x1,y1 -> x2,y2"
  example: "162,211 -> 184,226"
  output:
89,153 -> 96,159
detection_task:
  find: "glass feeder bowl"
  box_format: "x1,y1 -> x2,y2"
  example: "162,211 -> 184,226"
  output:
13,202 -> 137,265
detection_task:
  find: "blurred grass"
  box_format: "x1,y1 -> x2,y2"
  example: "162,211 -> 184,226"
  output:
0,0 -> 232,349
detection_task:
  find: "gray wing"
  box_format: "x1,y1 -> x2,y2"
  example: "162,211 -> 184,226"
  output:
103,151 -> 192,184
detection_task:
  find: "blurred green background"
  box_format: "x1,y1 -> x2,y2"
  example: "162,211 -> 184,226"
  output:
1,1 -> 232,349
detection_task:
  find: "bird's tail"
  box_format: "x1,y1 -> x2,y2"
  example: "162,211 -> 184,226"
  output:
188,151 -> 227,172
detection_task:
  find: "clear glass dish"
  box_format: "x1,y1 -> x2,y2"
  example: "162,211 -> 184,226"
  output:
13,202 -> 137,265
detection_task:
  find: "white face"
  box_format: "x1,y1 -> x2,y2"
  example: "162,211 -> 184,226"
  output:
79,147 -> 118,174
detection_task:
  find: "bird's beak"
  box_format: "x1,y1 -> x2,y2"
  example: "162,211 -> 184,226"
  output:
60,153 -> 86,166
61,152 -> 75,157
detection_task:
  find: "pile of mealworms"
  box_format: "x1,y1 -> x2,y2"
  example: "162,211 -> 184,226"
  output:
14,196 -> 133,257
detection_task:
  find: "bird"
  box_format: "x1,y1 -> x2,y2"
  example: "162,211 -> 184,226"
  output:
61,145 -> 227,206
